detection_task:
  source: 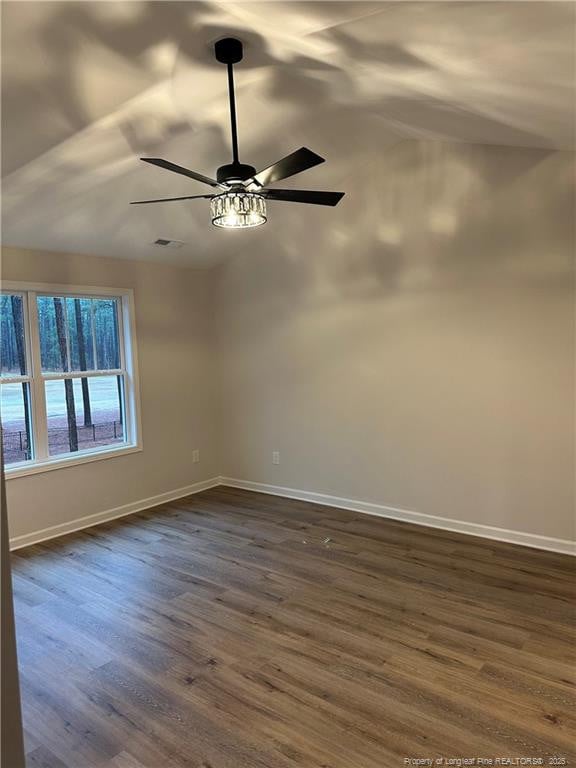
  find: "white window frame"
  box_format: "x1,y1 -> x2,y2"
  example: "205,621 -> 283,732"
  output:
1,282 -> 142,479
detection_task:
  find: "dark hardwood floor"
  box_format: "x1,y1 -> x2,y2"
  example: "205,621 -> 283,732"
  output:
12,486 -> 576,767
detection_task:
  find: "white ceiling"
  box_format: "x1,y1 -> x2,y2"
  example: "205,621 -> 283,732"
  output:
2,1 -> 574,267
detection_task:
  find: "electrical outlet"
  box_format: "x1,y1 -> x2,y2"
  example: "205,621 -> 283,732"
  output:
192,449 -> 200,463
272,451 -> 280,465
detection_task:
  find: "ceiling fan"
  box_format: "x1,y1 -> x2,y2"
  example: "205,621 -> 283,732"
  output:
131,37 -> 344,229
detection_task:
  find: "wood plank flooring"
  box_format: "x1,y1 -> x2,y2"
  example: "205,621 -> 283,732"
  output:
12,486 -> 576,767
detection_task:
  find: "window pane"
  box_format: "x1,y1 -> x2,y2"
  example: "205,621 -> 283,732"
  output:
93,298 -> 120,370
46,375 -> 125,456
0,382 -> 33,464
37,296 -> 66,372
1,294 -> 27,377
65,298 -> 95,372
37,295 -> 120,373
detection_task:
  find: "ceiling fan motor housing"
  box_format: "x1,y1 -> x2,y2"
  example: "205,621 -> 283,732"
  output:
216,162 -> 256,184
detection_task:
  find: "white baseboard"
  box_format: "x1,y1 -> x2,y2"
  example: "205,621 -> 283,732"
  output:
10,474 -> 574,556
9,477 -> 221,551
219,477 -> 576,556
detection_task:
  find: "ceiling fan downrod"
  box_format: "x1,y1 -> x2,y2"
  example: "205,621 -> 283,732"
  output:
214,37 -> 256,185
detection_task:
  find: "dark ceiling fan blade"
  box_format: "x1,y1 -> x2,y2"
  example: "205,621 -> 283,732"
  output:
262,189 -> 344,206
251,148 -> 325,188
130,194 -> 213,205
140,158 -> 222,188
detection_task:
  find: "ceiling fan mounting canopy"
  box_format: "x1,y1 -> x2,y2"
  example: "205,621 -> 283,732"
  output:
214,37 -> 244,64
131,35 -> 345,227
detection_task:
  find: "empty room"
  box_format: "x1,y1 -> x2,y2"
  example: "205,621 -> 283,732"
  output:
1,1 -> 574,766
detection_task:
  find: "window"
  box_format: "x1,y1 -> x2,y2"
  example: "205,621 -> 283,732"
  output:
1,284 -> 141,476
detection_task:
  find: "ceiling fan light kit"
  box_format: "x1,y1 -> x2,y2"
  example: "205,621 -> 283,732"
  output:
132,37 -> 344,230
211,192 -> 267,229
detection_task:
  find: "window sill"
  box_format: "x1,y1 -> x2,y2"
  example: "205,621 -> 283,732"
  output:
4,443 -> 142,480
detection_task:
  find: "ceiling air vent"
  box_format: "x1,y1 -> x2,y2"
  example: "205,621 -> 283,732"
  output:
153,238 -> 184,248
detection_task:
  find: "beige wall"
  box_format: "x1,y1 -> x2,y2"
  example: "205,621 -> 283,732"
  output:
2,247 -> 220,539
216,141 -> 575,541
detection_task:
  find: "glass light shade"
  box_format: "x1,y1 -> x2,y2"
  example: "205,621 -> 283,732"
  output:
211,192 -> 266,229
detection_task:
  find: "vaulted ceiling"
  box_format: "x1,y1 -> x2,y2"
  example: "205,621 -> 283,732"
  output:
2,1 -> 574,266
